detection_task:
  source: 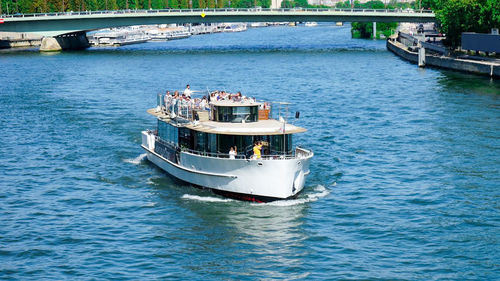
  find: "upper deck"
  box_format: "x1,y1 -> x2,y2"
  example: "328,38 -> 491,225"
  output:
147,108 -> 306,135
149,90 -> 307,136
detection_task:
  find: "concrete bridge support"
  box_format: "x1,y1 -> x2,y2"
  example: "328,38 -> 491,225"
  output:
418,46 -> 426,67
373,22 -> 377,39
40,31 -> 89,52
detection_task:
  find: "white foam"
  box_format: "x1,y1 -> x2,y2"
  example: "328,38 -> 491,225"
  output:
124,153 -> 147,165
181,194 -> 234,203
181,185 -> 330,205
309,184 -> 330,200
252,185 -> 330,207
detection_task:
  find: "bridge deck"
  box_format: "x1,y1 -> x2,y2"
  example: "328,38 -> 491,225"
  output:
0,8 -> 435,37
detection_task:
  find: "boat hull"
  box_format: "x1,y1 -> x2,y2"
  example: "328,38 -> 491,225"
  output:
141,132 -> 312,201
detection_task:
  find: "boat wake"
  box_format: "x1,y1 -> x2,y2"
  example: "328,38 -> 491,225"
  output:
124,153 -> 147,165
181,194 -> 234,203
181,185 -> 330,205
254,185 -> 330,207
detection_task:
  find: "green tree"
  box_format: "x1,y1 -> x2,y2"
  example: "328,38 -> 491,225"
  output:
436,0 -> 484,48
294,0 -> 307,7
238,0 -> 253,8
86,0 -> 99,10
170,0 -> 179,8
258,0 -> 270,8
351,0 -> 396,39
280,0 -> 292,8
419,0 -> 499,48
335,1 -> 350,8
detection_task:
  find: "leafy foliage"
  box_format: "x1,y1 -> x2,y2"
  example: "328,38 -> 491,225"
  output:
435,0 -> 500,48
350,0 -> 398,39
280,0 -> 307,8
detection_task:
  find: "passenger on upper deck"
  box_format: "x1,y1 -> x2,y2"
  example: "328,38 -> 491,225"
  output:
232,91 -> 242,102
184,84 -> 192,97
200,96 -> 208,110
163,91 -> 171,110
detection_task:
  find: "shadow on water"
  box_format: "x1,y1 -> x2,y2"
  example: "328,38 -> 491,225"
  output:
133,158 -> 326,278
143,155 -> 331,279
162,187 -> 313,279
436,71 -> 500,96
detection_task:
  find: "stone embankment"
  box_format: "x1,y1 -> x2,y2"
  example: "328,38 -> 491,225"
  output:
387,33 -> 500,78
0,32 -> 42,49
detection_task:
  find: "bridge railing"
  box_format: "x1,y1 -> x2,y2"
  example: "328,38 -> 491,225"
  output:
1,8 -> 433,18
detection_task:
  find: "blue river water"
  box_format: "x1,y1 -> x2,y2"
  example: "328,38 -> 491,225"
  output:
1,24 -> 499,280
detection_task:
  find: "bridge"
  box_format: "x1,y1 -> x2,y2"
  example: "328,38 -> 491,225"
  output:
0,8 -> 435,51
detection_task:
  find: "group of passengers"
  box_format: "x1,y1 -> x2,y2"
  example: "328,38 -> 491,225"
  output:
162,84 -> 258,114
163,85 -> 210,112
209,90 -> 248,103
228,141 -> 267,160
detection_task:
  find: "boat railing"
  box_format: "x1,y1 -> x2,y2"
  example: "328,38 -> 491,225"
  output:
157,92 -> 302,124
156,139 -> 309,160
158,93 -> 208,121
180,147 -> 247,159
296,146 -> 313,159
182,146 -> 300,160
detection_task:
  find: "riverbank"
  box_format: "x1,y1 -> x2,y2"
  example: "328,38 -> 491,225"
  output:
387,33 -> 500,78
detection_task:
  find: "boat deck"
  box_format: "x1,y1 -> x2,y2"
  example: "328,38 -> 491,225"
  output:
147,108 -> 306,135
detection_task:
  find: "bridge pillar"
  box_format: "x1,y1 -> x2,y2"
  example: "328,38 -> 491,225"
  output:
40,31 -> 89,52
373,22 -> 377,39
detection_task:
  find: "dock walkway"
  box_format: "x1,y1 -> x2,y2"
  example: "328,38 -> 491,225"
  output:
387,33 -> 500,78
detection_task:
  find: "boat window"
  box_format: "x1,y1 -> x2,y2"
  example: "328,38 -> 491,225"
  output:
170,125 -> 178,145
195,131 -> 206,152
179,127 -> 192,149
158,120 -> 178,146
270,134 -> 293,155
207,134 -> 217,153
158,120 -> 167,141
217,135 -> 253,155
214,106 -> 258,123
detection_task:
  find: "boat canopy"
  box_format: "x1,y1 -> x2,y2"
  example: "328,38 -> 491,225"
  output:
148,108 -> 306,136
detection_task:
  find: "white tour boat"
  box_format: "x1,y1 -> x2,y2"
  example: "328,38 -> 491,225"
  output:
141,91 -> 313,202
